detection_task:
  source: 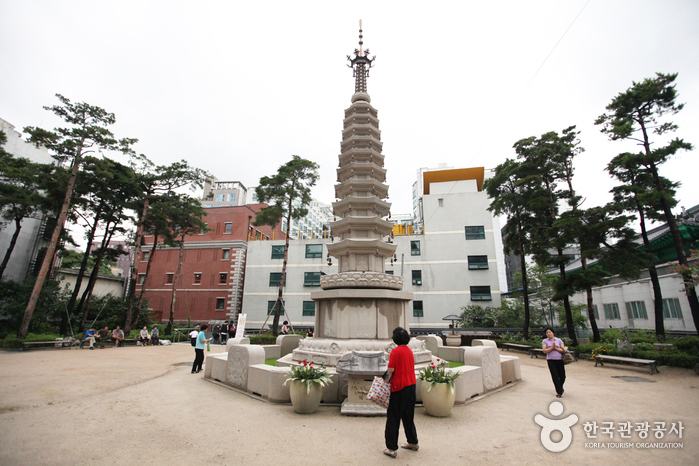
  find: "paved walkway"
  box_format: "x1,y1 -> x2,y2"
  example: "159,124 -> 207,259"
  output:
0,343 -> 697,465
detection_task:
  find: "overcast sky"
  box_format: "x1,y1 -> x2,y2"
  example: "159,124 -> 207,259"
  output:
1,1 -> 698,225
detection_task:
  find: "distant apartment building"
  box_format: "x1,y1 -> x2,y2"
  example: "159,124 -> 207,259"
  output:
242,166 -> 504,331
249,189 -> 333,240
134,204 -> 284,324
0,118 -> 56,281
89,240 -> 133,278
202,178 -> 247,207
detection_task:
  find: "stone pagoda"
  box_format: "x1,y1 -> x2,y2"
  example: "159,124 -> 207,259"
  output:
286,24 -> 430,367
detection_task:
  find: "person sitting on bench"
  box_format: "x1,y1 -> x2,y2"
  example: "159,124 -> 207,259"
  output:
82,328 -> 97,350
150,326 -> 160,346
139,326 -> 150,347
97,326 -> 110,346
112,326 -> 125,348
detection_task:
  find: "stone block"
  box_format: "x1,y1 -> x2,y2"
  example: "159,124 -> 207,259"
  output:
226,337 -> 250,351
462,346 -> 502,391
436,346 -> 464,363
472,339 -> 497,347
276,334 -> 303,357
261,345 -> 281,359
248,364 -> 292,403
499,355 -> 521,384
653,343 -> 673,351
204,353 -> 228,381
225,344 -> 266,391
453,365 -> 484,403
415,335 -> 442,354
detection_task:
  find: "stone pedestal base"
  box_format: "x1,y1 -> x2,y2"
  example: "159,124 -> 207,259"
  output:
341,398 -> 387,416
280,338 -> 432,367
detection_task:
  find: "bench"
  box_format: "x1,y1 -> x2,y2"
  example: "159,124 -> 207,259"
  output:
594,354 -> 658,375
502,343 -> 533,353
528,348 -> 544,358
20,339 -> 79,351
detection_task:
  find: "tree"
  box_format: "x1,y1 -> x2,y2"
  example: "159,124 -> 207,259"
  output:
0,132 -> 56,280
485,158 -> 536,338
18,94 -> 135,338
164,194 -> 207,335
513,126 -> 581,345
253,155 -> 319,336
123,158 -> 208,335
607,152 -> 676,339
596,72 -> 698,332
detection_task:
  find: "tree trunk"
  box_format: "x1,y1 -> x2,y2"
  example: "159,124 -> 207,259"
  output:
132,235 -> 159,328
125,193 -> 151,334
166,237 -> 186,335
61,215 -> 100,334
0,217 -> 23,280
518,232 -> 530,340
636,203 -> 665,339
557,247 -> 578,346
272,201 -> 293,337
77,222 -> 114,331
19,146 -> 84,339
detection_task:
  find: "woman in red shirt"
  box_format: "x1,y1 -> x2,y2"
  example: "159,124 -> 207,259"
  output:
384,327 -> 419,458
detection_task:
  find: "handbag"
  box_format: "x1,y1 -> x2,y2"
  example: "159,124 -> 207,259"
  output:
562,351 -> 575,365
366,376 -> 391,409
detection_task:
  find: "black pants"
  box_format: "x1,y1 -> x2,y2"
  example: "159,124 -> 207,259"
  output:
385,384 -> 418,451
192,348 -> 204,372
547,359 -> 566,395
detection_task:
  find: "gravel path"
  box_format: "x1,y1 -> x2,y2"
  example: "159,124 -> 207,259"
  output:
1,343 -> 697,465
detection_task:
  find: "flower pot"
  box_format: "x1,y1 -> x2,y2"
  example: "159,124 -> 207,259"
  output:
289,379 -> 323,414
445,334 -> 461,347
420,380 -> 455,417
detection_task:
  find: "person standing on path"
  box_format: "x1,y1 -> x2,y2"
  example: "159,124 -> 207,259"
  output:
383,327 -> 419,459
542,327 -> 567,397
192,324 -> 211,374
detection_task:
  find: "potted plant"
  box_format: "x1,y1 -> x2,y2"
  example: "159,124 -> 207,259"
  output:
284,360 -> 333,414
417,358 -> 461,417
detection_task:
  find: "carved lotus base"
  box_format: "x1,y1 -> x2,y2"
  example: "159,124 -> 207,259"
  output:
320,272 -> 403,290
285,338 -> 432,367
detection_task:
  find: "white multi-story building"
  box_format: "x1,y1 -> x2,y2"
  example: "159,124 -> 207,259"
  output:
242,166 -> 504,331
0,118 -> 56,281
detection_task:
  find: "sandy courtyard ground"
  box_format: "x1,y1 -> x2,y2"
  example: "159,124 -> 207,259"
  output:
0,342 -> 697,465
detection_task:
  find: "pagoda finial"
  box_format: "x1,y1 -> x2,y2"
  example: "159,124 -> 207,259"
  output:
347,19 -> 375,94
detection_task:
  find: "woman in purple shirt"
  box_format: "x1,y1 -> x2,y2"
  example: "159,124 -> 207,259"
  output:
542,327 -> 567,398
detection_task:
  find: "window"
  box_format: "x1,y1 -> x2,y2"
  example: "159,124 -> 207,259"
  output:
465,226 -> 485,240
592,305 -> 600,320
304,272 -> 321,287
303,301 -> 316,316
438,198 -> 444,207
306,244 -> 323,258
270,245 -> 285,259
222,249 -> 230,260
468,255 -> 489,270
138,274 -> 146,284
413,301 -> 423,318
165,273 -> 174,284
412,270 -> 422,286
216,193 -> 225,202
604,303 -> 621,320
224,223 -> 232,234
216,298 -> 225,310
228,193 -> 236,203
141,251 -> 149,261
267,301 -> 285,315
411,240 -> 421,256
662,298 -> 683,319
219,273 -> 227,284
200,224 -> 208,235
193,273 -> 202,285
626,301 -> 648,320
385,270 -> 394,275
470,286 -> 492,301
269,272 -> 284,287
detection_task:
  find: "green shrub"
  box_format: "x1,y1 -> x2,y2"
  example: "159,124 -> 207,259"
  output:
249,334 -> 278,345
670,336 -> 699,356
601,328 -> 623,343
630,329 -> 657,344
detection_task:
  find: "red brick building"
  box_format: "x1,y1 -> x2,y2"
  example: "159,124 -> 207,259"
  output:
135,204 -> 284,325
